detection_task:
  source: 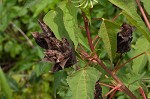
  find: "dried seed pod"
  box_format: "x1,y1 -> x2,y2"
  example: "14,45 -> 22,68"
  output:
32,18 -> 77,72
94,82 -> 102,99
117,23 -> 135,53
38,19 -> 55,38
32,32 -> 49,49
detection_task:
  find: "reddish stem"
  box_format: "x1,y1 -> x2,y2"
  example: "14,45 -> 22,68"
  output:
109,89 -> 117,99
135,0 -> 150,30
92,18 -> 102,21
139,86 -> 147,99
94,37 -> 100,49
82,13 -> 137,99
113,52 -> 145,73
82,12 -> 94,52
95,58 -> 137,98
104,84 -> 121,97
92,35 -> 99,44
99,82 -> 115,89
112,12 -> 121,22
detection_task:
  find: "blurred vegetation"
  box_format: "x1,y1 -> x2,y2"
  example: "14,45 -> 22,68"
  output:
0,0 -> 61,98
0,0 -> 150,99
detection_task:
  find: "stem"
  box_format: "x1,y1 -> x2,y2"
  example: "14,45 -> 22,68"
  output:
139,86 -> 147,99
113,52 -> 145,73
109,89 -> 117,99
135,0 -> 150,30
11,22 -> 34,48
82,12 -> 94,52
94,37 -> 100,49
82,13 -> 137,99
112,12 -> 121,22
92,18 -> 102,21
104,84 -> 121,97
92,35 -> 99,44
99,82 -> 114,89
95,52 -> 137,98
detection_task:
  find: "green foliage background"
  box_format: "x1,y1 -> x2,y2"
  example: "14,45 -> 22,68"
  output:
0,0 -> 150,99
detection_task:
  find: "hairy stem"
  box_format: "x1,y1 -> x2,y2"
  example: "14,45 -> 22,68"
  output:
135,0 -> 150,30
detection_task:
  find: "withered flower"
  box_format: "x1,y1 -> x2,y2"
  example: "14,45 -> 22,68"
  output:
94,82 -> 102,99
32,19 -> 76,72
117,23 -> 135,53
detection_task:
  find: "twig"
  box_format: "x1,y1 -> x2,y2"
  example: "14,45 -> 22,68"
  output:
94,37 -> 100,49
99,82 -> 114,89
112,12 -> 121,22
11,22 -> 34,48
92,35 -> 99,44
135,0 -> 150,30
109,89 -> 117,99
113,52 -> 145,73
139,86 -> 147,99
104,84 -> 121,97
82,12 -> 94,52
92,18 -> 102,21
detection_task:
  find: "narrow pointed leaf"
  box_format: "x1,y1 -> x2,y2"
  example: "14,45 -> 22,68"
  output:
67,67 -> 100,99
98,19 -> 119,63
122,11 -> 150,43
0,67 -> 12,99
141,0 -> 150,15
44,10 -> 67,40
44,1 -> 82,48
59,1 -> 79,48
132,37 -> 150,74
109,0 -> 150,43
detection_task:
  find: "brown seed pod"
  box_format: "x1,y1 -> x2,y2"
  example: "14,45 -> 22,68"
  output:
117,23 -> 135,53
32,18 -> 77,72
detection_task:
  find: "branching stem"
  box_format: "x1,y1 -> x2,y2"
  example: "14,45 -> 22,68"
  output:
82,12 -> 137,99
113,52 -> 146,73
104,84 -> 121,97
135,0 -> 150,30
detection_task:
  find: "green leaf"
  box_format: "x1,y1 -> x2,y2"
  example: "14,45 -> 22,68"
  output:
0,67 -> 12,99
57,78 -> 73,99
78,36 -> 90,51
98,19 -> 119,63
4,41 -> 13,52
146,51 -> 150,71
108,0 -> 150,43
44,1 -> 81,48
67,67 -> 100,99
122,11 -> 150,43
44,10 -> 68,40
141,0 -> 150,15
125,72 -> 145,91
33,0 -> 53,18
132,37 -> 150,74
35,62 -> 52,77
59,1 -> 79,48
54,70 -> 67,98
24,0 -> 39,8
